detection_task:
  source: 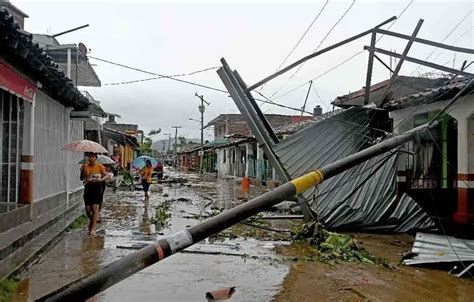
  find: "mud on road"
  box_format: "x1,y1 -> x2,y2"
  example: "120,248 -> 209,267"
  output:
12,170 -> 290,301
11,169 -> 474,301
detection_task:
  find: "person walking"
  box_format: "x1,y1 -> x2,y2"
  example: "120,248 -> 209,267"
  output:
140,160 -> 153,204
81,153 -> 110,235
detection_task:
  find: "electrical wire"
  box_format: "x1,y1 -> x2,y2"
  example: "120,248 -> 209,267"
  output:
375,0 -> 414,43
410,9 -> 474,75
271,50 -> 364,101
269,0 -> 412,103
288,0 -> 356,80
420,130 -> 472,277
268,0 -> 356,99
104,66 -> 219,86
88,56 -> 227,93
273,0 -> 330,74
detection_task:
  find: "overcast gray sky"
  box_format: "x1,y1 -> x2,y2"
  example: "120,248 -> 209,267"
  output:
16,0 -> 473,140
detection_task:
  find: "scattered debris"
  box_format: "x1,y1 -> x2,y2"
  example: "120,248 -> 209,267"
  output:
162,193 -> 169,198
291,222 -> 387,265
403,232 -> 474,267
159,177 -> 187,184
150,201 -> 172,229
0,277 -> 18,302
206,287 -> 236,301
68,213 -> 88,230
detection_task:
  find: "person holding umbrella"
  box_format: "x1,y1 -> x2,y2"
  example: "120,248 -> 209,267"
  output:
82,153 -> 110,235
140,160 -> 153,204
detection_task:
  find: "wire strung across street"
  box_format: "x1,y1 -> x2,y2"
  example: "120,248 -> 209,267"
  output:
89,56 -> 227,93
269,0 -> 413,103
103,66 -> 220,86
268,0 -> 357,99
410,9 -> 474,76
273,0 -> 330,74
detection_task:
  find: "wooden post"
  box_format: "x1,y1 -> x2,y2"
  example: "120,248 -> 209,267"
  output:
379,19 -> 424,107
364,30 -> 377,105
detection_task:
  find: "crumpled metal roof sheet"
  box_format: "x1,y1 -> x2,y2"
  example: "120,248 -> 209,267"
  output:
404,232 -> 474,265
274,106 -> 435,232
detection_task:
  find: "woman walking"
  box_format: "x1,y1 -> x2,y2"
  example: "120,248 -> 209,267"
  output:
81,153 -> 110,235
140,160 -> 153,204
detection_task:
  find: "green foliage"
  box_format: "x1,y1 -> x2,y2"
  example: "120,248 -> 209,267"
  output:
148,129 -> 161,136
151,201 -> 172,230
290,222 -> 385,265
0,277 -> 18,302
140,137 -> 153,156
69,213 -> 88,230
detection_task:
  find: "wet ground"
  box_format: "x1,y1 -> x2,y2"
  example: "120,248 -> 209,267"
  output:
12,169 -> 290,301
275,233 -> 474,302
11,169 -> 474,301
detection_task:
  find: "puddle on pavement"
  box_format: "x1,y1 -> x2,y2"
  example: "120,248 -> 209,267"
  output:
13,169 -> 289,301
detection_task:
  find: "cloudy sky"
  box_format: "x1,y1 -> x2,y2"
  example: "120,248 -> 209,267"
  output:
16,0 -> 473,141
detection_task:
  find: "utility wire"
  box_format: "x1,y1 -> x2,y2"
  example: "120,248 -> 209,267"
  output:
410,9 -> 474,75
272,50 -> 364,101
103,66 -> 219,86
289,0 -> 356,81
273,1 -> 330,74
269,0 -> 413,103
268,0 -> 356,99
88,56 -> 227,93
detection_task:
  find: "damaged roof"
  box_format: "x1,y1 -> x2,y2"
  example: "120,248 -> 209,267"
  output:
273,106 -> 435,232
383,77 -> 474,111
0,9 -> 103,112
333,76 -> 448,108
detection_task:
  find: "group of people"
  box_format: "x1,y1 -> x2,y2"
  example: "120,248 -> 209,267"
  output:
80,153 -> 156,236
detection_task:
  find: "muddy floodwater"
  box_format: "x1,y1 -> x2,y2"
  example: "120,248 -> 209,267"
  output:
13,170 -> 289,301
11,169 -> 474,301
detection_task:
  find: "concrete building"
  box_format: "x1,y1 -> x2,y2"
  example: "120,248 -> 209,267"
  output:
0,8 -> 104,277
204,113 -> 312,185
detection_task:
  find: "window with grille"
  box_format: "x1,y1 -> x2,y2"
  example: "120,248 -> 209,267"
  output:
0,90 -> 24,203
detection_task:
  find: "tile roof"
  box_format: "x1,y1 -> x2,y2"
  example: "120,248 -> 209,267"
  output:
0,9 -> 103,113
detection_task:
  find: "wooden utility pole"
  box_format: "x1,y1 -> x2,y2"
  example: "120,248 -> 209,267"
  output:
172,126 -> 181,167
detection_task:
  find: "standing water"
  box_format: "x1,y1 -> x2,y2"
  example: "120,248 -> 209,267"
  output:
13,169 -> 289,301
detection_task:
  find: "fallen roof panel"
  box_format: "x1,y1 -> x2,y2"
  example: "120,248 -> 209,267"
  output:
273,106 -> 435,232
404,232 -> 474,265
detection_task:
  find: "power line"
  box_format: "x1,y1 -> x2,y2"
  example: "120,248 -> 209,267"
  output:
288,0 -> 356,80
272,50 -> 364,101
269,0 -> 412,103
268,0 -> 356,99
103,66 -> 219,86
273,0 -> 330,73
88,56 -> 227,93
375,0 -> 414,43
410,9 -> 474,75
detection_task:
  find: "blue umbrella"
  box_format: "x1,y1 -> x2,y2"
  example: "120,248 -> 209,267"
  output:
132,156 -> 158,169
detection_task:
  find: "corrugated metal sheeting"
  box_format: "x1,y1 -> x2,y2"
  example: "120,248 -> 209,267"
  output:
404,232 -> 474,265
34,91 -> 84,200
274,106 -> 435,232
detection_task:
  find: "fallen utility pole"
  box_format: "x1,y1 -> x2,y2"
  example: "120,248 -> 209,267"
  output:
37,121 -> 438,301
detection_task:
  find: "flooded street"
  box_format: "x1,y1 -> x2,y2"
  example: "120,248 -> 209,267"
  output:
10,169 -> 474,301
13,169 -> 289,301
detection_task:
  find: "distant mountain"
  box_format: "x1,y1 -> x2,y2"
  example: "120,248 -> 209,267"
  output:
151,138 -> 201,151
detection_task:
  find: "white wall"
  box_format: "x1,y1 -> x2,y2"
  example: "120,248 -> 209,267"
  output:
390,94 -> 474,176
34,91 -> 84,201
